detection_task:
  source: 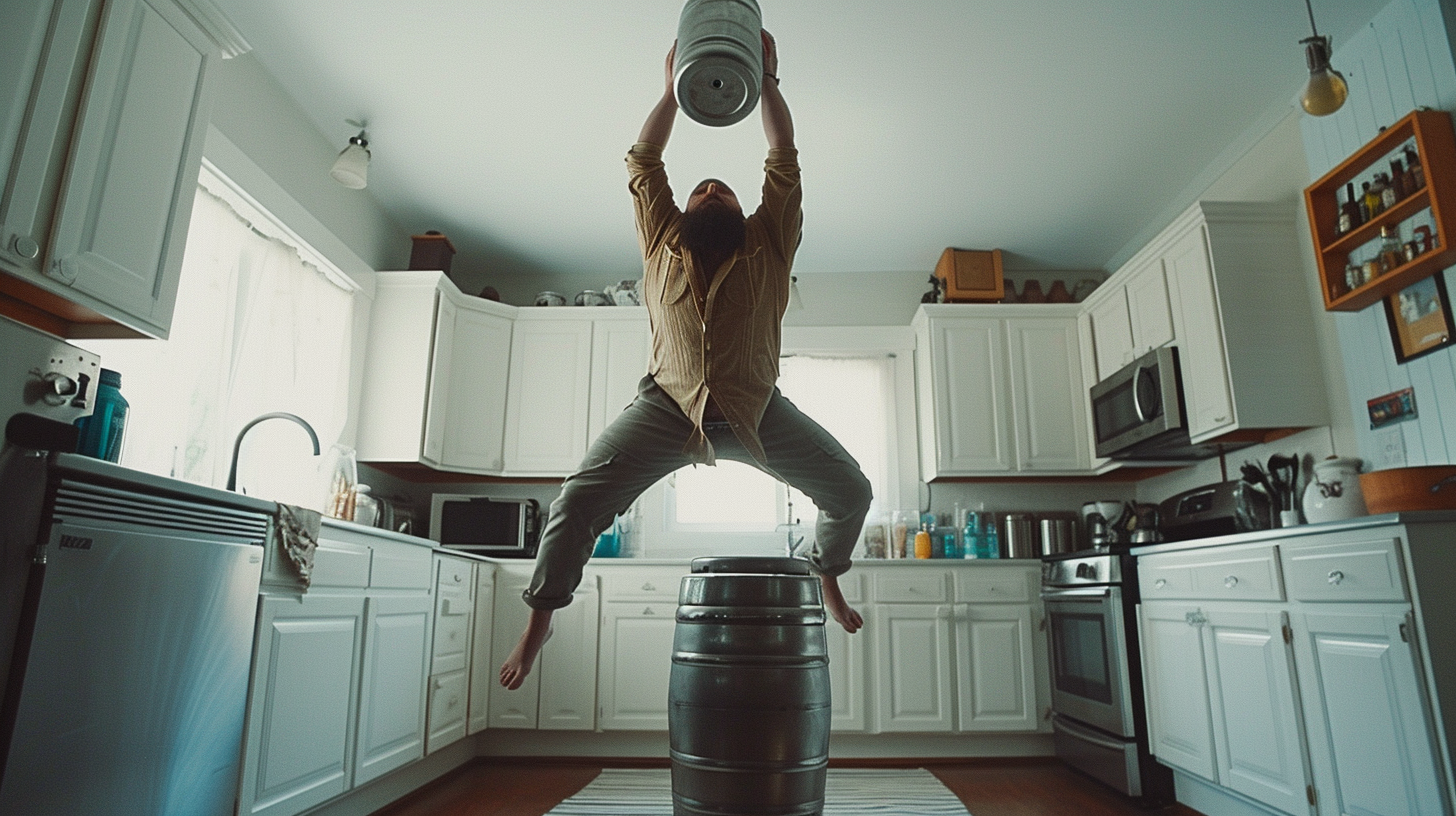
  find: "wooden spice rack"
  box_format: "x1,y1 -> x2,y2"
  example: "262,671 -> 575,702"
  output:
1304,109 -> 1456,312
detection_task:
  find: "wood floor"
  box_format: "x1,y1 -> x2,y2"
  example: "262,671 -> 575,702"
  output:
373,758 -> 1206,816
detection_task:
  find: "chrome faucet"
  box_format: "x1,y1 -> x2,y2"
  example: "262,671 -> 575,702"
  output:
226,412 -> 321,492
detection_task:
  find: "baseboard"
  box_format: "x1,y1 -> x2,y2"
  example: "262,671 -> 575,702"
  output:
1172,770 -> 1285,816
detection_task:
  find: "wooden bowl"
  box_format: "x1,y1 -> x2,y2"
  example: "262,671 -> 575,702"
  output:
1359,466 -> 1456,514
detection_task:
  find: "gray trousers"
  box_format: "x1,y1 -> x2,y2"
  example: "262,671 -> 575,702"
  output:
523,375 -> 873,610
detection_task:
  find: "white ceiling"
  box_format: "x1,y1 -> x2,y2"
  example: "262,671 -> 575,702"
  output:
212,0 -> 1387,283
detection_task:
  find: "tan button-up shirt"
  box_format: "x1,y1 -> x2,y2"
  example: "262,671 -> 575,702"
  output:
627,142 -> 803,466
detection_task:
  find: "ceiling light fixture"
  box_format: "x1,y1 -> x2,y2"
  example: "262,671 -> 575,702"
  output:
330,119 -> 370,188
1298,0 -> 1348,116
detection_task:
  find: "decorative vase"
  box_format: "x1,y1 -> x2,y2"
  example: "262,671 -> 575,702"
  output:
1302,457 -> 1368,523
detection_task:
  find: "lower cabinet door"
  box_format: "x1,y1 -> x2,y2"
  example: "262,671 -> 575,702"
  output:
871,603 -> 954,732
354,594 -> 432,786
826,611 -> 868,732
488,572 -> 540,728
953,603 -> 1038,731
467,566 -> 496,735
1138,602 -> 1218,781
1291,608 -> 1446,816
598,602 -> 677,730
240,594 -> 365,816
537,580 -> 599,730
1202,608 -> 1311,816
426,669 -> 469,754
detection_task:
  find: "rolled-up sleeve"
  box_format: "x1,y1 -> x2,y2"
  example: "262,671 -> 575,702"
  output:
627,143 -> 679,258
753,147 -> 803,265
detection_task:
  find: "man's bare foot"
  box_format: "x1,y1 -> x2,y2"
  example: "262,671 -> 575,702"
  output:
499,608 -> 554,690
820,574 -> 863,634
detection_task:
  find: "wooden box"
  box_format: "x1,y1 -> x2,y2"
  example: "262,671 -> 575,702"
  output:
408,231 -> 456,273
934,248 -> 1004,302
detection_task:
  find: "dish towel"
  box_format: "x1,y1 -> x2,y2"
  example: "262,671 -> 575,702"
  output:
273,504 -> 322,588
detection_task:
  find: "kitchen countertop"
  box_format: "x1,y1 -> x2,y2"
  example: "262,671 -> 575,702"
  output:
1131,509 -> 1456,557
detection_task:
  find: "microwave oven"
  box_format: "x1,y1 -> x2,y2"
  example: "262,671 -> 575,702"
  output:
430,494 -> 540,557
1089,346 -> 1238,461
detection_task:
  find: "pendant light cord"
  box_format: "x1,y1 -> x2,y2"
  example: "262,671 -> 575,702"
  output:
1304,0 -> 1321,37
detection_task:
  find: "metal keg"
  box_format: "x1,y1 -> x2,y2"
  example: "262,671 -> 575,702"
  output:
669,556 -> 830,816
674,0 -> 764,127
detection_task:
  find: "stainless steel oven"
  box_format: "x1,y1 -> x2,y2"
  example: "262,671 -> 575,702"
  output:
1042,552 -> 1172,804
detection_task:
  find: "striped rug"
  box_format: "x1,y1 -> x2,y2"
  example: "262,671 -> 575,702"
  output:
544,768 -> 970,815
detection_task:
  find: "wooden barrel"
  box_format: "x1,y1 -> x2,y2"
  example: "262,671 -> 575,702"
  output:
674,0 -> 764,127
669,556 -> 830,816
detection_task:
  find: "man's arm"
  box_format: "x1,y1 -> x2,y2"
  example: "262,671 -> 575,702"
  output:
760,30 -> 793,149
638,43 -> 679,148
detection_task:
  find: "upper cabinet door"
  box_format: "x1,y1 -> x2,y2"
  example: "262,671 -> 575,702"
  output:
438,304 -> 513,473
1125,260 -> 1175,355
1163,226 -> 1236,439
588,316 -> 651,443
47,0 -> 214,337
503,318 -> 594,475
1005,316 -> 1088,472
917,315 -> 1014,476
0,0 -> 95,280
1086,291 -> 1134,380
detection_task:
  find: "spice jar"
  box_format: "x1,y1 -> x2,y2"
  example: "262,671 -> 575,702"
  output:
1379,225 -> 1404,272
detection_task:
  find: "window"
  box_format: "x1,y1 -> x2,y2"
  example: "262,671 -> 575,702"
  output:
78,165 -> 359,509
635,327 -> 918,559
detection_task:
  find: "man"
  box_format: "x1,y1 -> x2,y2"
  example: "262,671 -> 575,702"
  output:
501,31 -> 871,690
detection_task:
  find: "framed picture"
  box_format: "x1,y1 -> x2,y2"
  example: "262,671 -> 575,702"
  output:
1385,274 -> 1456,364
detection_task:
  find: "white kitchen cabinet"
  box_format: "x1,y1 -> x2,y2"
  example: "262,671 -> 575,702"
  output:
597,599 -> 678,730
0,0 -> 243,339
871,602 -> 955,732
356,271 -> 514,476
825,573 -> 867,733
952,603 -> 1039,732
1138,601 -> 1219,782
503,309 -> 650,476
353,593 -> 432,785
1289,608 -> 1446,816
536,577 -> 599,730
427,555 -> 474,753
488,565 -> 600,730
913,304 -> 1091,477
240,593 -> 365,816
1085,202 -> 1326,443
467,564 -> 496,735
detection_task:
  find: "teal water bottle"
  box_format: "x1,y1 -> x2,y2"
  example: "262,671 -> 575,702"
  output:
962,512 -> 981,559
982,516 -> 1001,559
74,368 -> 128,462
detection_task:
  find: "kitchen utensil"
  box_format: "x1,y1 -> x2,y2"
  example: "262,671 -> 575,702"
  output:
1359,465 -> 1456,513
534,291 -> 566,306
574,290 -> 611,306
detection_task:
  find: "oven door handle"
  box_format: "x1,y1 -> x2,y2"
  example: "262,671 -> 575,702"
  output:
1130,364 -> 1150,422
1053,712 -> 1134,752
1040,587 -> 1113,600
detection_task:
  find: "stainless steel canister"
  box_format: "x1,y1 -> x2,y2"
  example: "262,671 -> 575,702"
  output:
1039,518 -> 1074,556
1002,513 -> 1038,558
674,0 -> 764,127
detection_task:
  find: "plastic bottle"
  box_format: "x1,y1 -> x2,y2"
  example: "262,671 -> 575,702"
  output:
962,511 -> 981,559
74,368 -> 128,462
913,528 -> 932,559
982,515 -> 1001,559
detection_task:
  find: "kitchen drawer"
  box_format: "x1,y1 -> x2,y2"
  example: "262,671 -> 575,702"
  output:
371,539 -> 434,589
1139,544 -> 1283,602
954,568 -> 1033,603
436,557 -> 475,597
306,540 -> 373,589
426,668 -> 469,754
598,567 -> 689,602
1281,534 -> 1406,603
870,570 -> 950,603
431,594 -> 473,675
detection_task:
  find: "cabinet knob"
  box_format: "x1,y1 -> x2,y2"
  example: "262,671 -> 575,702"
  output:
1224,575 -> 1239,589
642,607 -> 655,616
1214,415 -> 1229,423
642,582 -> 656,591
10,235 -> 38,260
1154,578 -> 1167,589
1328,570 -> 1345,586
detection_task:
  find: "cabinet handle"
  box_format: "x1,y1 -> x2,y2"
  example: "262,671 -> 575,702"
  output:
1214,415 -> 1229,423
642,582 -> 656,591
1224,575 -> 1239,589
10,235 -> 38,260
1185,610 -> 1207,626
642,607 -> 656,616
1154,578 -> 1167,589
1327,570 -> 1345,586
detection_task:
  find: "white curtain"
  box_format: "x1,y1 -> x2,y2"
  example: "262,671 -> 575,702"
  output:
82,186 -> 356,508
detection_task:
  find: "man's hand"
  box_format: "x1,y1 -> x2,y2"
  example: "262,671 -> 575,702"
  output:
759,29 -> 792,149
664,41 -> 678,102
761,29 -> 777,79
638,42 -> 681,148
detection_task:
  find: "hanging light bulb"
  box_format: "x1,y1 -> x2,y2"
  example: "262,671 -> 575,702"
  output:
1298,0 -> 1348,116
330,120 -> 370,188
